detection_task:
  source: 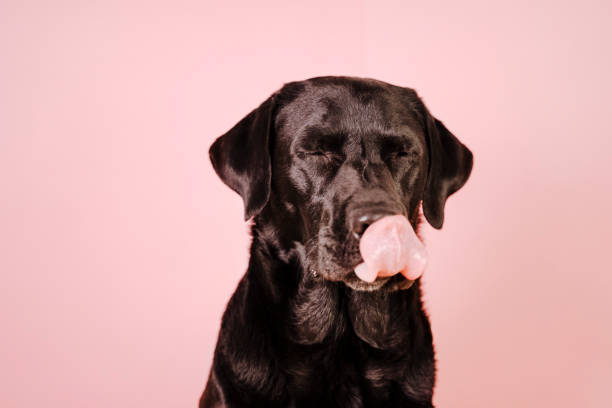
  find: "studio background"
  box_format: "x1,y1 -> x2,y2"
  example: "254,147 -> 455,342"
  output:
1,1 -> 611,407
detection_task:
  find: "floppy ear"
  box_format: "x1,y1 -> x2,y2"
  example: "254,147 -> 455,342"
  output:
209,95 -> 276,220
422,112 -> 473,229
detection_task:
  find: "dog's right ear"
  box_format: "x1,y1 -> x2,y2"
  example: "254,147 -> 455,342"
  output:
209,94 -> 277,220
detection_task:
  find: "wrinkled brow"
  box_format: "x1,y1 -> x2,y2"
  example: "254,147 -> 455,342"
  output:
294,126 -> 417,154
295,127 -> 347,151
377,134 -> 414,151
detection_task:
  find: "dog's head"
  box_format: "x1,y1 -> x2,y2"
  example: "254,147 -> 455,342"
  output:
210,76 -> 472,291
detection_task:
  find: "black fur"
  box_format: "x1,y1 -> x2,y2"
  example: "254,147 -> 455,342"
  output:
201,76 -> 473,407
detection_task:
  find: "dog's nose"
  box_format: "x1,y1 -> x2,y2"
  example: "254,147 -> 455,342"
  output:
351,210 -> 396,238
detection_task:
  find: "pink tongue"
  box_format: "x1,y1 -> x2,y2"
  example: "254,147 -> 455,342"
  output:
354,215 -> 428,283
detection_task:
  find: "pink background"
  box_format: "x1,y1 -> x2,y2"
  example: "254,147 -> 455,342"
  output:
2,1 -> 611,407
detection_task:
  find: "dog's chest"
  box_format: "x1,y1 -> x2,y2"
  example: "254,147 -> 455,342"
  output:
283,342 -> 391,406
281,285 -> 433,406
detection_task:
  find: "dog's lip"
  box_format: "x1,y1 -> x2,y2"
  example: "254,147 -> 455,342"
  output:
310,258 -> 415,291
346,269 -> 415,291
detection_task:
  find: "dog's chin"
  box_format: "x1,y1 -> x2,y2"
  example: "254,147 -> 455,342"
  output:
342,272 -> 416,292
314,262 -> 415,292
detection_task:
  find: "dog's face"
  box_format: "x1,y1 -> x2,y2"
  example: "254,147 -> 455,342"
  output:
210,76 -> 472,291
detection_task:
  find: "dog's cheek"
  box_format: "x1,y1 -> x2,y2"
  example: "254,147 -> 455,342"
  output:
287,164 -> 313,197
400,168 -> 427,219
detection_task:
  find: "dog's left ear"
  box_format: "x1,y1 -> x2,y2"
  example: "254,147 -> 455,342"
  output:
209,94 -> 276,220
422,111 -> 473,229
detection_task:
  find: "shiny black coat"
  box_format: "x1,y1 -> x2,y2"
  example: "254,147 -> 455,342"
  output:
200,76 -> 473,407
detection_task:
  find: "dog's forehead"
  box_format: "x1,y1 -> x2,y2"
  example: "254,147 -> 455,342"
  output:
275,78 -> 422,145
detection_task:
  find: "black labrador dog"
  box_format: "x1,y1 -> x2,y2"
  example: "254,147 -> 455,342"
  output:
200,76 -> 472,407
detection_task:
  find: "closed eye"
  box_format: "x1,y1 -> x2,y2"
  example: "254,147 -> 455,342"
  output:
386,150 -> 412,159
383,149 -> 419,166
297,150 -> 345,164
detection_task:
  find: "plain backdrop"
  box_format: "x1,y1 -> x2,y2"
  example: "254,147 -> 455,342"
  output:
1,1 -> 611,407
